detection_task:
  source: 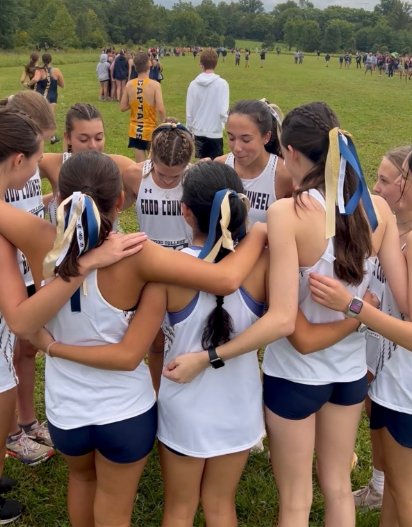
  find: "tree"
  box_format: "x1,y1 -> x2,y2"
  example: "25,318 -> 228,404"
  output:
108,0 -> 156,44
172,0 -> 195,11
170,11 -> 205,45
322,23 -> 341,52
76,9 -> 106,48
284,19 -> 300,49
196,0 -> 225,35
386,0 -> 412,30
50,4 -> 77,47
224,35 -> 236,48
328,19 -> 354,47
355,27 -> 374,50
207,32 -> 221,47
271,1 -> 299,16
0,0 -> 23,47
239,0 -> 264,13
374,0 -> 397,15
252,14 -> 274,40
299,20 -> 320,51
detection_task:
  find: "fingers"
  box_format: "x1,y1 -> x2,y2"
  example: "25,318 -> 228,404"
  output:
309,273 -> 335,287
164,359 -> 177,372
308,278 -> 331,296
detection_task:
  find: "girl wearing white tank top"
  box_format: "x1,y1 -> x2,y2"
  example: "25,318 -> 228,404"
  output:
215,99 -> 294,226
39,103 -> 134,225
122,119 -> 194,393
310,149 -> 412,527
0,152 -> 268,527
164,103 -> 408,527
30,161 -> 378,527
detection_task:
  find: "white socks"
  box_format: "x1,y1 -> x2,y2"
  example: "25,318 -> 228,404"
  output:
372,467 -> 385,494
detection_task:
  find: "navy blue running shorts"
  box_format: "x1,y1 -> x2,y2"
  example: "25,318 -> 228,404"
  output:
48,403 -> 157,463
128,137 -> 151,151
370,400 -> 412,449
263,374 -> 368,420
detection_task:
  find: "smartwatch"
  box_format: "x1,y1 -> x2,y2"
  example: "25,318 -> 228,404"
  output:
346,296 -> 364,318
208,347 -> 225,369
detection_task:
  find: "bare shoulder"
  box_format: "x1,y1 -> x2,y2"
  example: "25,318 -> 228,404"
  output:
107,154 -> 135,173
39,153 -> 63,177
371,194 -> 393,220
268,196 -> 295,217
214,154 -> 229,164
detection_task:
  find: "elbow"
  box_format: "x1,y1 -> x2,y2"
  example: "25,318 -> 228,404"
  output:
290,337 -> 313,355
281,317 -> 295,339
7,320 -> 33,341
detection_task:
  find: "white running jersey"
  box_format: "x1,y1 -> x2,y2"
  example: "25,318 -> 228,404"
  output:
157,247 -> 265,457
366,259 -> 386,375
4,168 -> 44,286
0,308 -> 18,393
45,271 -> 156,429
48,152 -> 71,226
136,160 -> 192,250
225,153 -> 277,227
263,190 -> 375,385
369,245 -> 412,414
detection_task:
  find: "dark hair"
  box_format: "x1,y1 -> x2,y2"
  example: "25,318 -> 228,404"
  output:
229,99 -> 281,156
150,117 -> 194,168
65,103 -> 103,151
25,52 -> 39,79
133,52 -> 150,74
0,108 -> 42,164
182,162 -> 248,348
281,102 -> 372,285
56,151 -> 122,280
0,91 -> 55,131
42,53 -> 52,67
200,49 -> 218,70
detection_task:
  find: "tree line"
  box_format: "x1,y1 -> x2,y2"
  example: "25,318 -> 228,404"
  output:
1,0 -> 412,53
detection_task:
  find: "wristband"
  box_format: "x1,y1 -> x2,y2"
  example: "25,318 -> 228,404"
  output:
45,341 -> 58,356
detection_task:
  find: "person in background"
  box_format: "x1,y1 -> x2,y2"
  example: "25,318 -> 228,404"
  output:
356,53 -> 362,69
112,49 -> 128,101
325,53 -> 330,67
365,53 -> 373,76
20,52 -> 39,90
260,48 -> 266,68
96,53 -> 111,101
245,49 -> 251,68
235,49 -> 241,66
186,49 -> 229,160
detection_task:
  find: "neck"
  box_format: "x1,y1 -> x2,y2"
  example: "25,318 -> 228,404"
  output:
0,167 -> 10,196
203,69 -> 214,74
192,234 -> 207,247
238,149 -> 270,178
396,209 -> 412,234
139,71 -> 149,79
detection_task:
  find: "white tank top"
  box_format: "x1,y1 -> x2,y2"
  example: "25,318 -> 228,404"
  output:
225,153 -> 277,227
157,247 -> 265,457
136,160 -> 192,250
0,309 -> 18,392
369,245 -> 412,414
263,189 -> 375,385
4,168 -> 44,286
365,259 -> 386,375
48,152 -> 71,226
44,271 -> 156,429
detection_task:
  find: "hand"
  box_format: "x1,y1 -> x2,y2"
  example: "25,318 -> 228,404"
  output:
309,272 -> 352,312
29,327 -> 54,352
196,157 -> 212,163
363,289 -> 380,309
79,232 -> 147,273
249,221 -> 268,240
163,351 -> 209,383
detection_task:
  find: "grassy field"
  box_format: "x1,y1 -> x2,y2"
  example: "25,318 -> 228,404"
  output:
0,51 -> 409,526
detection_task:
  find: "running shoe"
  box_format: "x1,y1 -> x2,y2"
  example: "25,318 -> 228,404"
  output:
21,421 -> 53,448
0,478 -> 17,495
50,136 -> 60,145
353,480 -> 383,510
6,431 -> 54,466
0,497 -> 23,525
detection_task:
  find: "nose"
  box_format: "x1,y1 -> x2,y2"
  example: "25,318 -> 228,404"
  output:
373,182 -> 380,194
232,141 -> 243,155
89,139 -> 97,150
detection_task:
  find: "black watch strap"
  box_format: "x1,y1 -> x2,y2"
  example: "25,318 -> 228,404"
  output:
208,347 -> 225,369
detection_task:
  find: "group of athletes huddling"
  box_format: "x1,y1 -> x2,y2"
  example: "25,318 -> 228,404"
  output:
1,48 -> 412,527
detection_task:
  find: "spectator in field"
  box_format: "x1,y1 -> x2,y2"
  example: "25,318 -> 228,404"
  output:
356,53 -> 362,69
325,53 -> 330,67
235,49 -> 241,66
365,53 -> 373,75
96,53 -> 111,101
363,52 -> 368,68
317,49 -> 320,59
112,49 -> 129,101
372,54 -> 377,71
277,47 -> 281,56
222,48 -> 227,62
260,48 -> 266,68
298,51 -> 304,64
377,54 -> 385,77
388,56 -> 395,78
294,51 -> 298,64
186,49 -> 229,160
245,49 -> 251,68
339,54 -> 344,69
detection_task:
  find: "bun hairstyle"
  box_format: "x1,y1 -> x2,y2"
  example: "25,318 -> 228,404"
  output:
281,102 -> 372,285
0,108 -> 42,164
228,99 -> 282,157
0,91 -> 55,132
148,118 -> 194,175
181,162 -> 248,348
54,151 -> 122,281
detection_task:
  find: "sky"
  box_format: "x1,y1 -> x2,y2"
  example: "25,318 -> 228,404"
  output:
156,0 -> 377,10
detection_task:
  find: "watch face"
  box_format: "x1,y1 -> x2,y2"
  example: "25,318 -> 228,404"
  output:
350,298 -> 363,314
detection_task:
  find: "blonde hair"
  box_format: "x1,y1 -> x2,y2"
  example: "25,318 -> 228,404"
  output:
385,146 -> 412,174
0,91 -> 56,132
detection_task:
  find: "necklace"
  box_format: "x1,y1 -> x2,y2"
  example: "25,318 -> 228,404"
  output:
399,227 -> 412,237
397,218 -> 412,226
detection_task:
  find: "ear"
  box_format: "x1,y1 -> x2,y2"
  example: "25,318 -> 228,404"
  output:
116,190 -> 125,212
12,153 -> 25,169
182,203 -> 195,227
64,131 -> 71,149
263,131 -> 272,145
287,145 -> 300,162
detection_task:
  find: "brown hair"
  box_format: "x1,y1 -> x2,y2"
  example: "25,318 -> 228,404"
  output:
133,52 -> 150,74
0,108 -> 42,164
281,102 -> 372,286
42,53 -> 52,68
65,103 -> 103,151
56,151 -> 122,280
25,52 -> 39,79
385,146 -> 412,174
0,91 -> 56,132
200,49 -> 218,70
150,117 -> 194,169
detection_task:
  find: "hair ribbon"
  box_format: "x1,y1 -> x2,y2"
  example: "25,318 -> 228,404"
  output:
43,192 -> 101,312
154,122 -> 193,137
198,189 -> 250,263
325,127 -> 381,239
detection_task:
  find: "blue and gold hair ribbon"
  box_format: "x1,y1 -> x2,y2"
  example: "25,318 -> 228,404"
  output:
43,192 -> 101,312
154,121 -> 193,137
325,128 -> 380,239
198,189 -> 250,262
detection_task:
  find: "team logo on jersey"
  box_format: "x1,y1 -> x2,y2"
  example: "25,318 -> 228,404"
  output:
145,188 -> 153,194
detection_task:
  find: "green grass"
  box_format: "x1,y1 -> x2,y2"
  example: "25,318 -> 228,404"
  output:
0,52 -> 407,526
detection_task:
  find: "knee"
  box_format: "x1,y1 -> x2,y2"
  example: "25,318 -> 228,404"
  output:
69,467 -> 96,483
318,473 -> 352,502
278,488 -> 312,516
164,500 -> 198,522
201,492 -> 235,519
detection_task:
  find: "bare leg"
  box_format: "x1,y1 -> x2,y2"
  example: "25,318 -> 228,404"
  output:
316,402 -> 363,527
201,450 -> 250,527
134,149 -> 146,163
15,339 -> 37,425
265,406 -> 315,527
0,387 -> 17,478
63,451 -> 97,527
159,443 -> 204,527
148,329 -> 164,395
380,479 -> 399,527
94,450 -> 148,527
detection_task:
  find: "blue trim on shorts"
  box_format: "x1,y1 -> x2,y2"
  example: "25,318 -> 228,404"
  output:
370,400 -> 412,449
263,374 -> 368,420
48,403 -> 157,463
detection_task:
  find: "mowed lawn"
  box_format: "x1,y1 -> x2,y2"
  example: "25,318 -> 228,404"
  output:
0,51 -> 409,526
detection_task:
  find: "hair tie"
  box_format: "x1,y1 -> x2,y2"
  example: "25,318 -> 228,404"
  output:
325,128 -> 380,239
216,296 -> 224,307
154,122 -> 193,138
